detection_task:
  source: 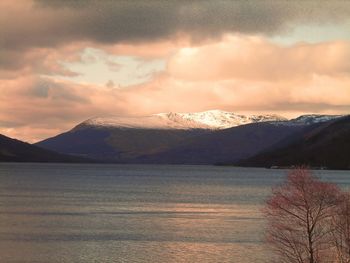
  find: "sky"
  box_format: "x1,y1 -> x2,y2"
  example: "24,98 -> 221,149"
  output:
1,0 -> 350,142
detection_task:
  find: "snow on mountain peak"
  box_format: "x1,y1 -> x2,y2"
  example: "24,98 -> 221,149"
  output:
290,114 -> 344,124
155,110 -> 287,129
271,114 -> 344,126
81,110 -> 287,130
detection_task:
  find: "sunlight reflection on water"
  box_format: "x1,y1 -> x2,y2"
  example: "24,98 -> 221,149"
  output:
0,163 -> 348,263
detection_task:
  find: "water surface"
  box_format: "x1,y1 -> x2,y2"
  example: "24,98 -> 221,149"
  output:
0,163 -> 349,263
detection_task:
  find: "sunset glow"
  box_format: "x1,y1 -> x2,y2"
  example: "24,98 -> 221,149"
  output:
1,1 -> 350,142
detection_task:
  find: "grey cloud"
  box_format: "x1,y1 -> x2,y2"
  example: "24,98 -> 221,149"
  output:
2,0 -> 350,51
30,79 -> 89,103
0,48 -> 80,76
31,82 -> 50,98
0,120 -> 24,128
1,0 -> 350,78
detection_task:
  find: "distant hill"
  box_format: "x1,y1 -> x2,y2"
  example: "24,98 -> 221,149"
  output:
0,134 -> 92,163
237,116 -> 350,170
135,122 -> 305,164
36,119 -> 306,164
35,111 -> 345,165
37,125 -> 209,162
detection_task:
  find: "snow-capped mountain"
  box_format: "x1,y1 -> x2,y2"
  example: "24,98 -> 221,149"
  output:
81,110 -> 287,130
37,111 -> 348,165
289,114 -> 344,125
158,110 -> 288,129
272,114 -> 345,126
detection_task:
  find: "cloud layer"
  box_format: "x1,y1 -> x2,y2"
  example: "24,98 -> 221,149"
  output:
3,1 -> 350,50
1,36 -> 350,142
1,0 -> 350,142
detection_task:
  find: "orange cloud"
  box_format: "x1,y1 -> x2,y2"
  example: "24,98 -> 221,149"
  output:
168,35 -> 350,81
1,35 -> 350,142
0,75 -> 128,142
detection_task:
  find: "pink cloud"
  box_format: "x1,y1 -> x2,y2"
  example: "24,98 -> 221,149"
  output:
168,35 -> 350,81
0,75 -> 128,142
1,35 -> 350,142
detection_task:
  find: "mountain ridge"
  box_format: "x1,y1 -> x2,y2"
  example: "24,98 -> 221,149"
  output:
0,133 -> 92,163
237,115 -> 350,169
80,110 -> 287,130
78,110 -> 342,131
36,111 -> 344,164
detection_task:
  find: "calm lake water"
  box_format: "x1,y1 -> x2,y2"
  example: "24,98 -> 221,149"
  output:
0,163 -> 349,263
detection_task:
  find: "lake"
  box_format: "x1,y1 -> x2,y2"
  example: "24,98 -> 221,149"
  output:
0,163 -> 349,263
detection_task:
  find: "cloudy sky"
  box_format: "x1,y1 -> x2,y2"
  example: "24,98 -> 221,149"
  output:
1,0 -> 350,142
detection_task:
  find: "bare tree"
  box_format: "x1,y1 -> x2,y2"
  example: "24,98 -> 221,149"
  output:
264,168 -> 340,263
330,192 -> 350,263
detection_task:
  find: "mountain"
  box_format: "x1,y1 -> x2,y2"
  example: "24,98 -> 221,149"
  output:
272,114 -> 344,126
82,110 -> 287,130
37,126 -> 208,161
134,122 -> 306,164
36,110 -> 288,162
237,115 -> 350,169
0,134 -> 92,163
36,111 -> 343,164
